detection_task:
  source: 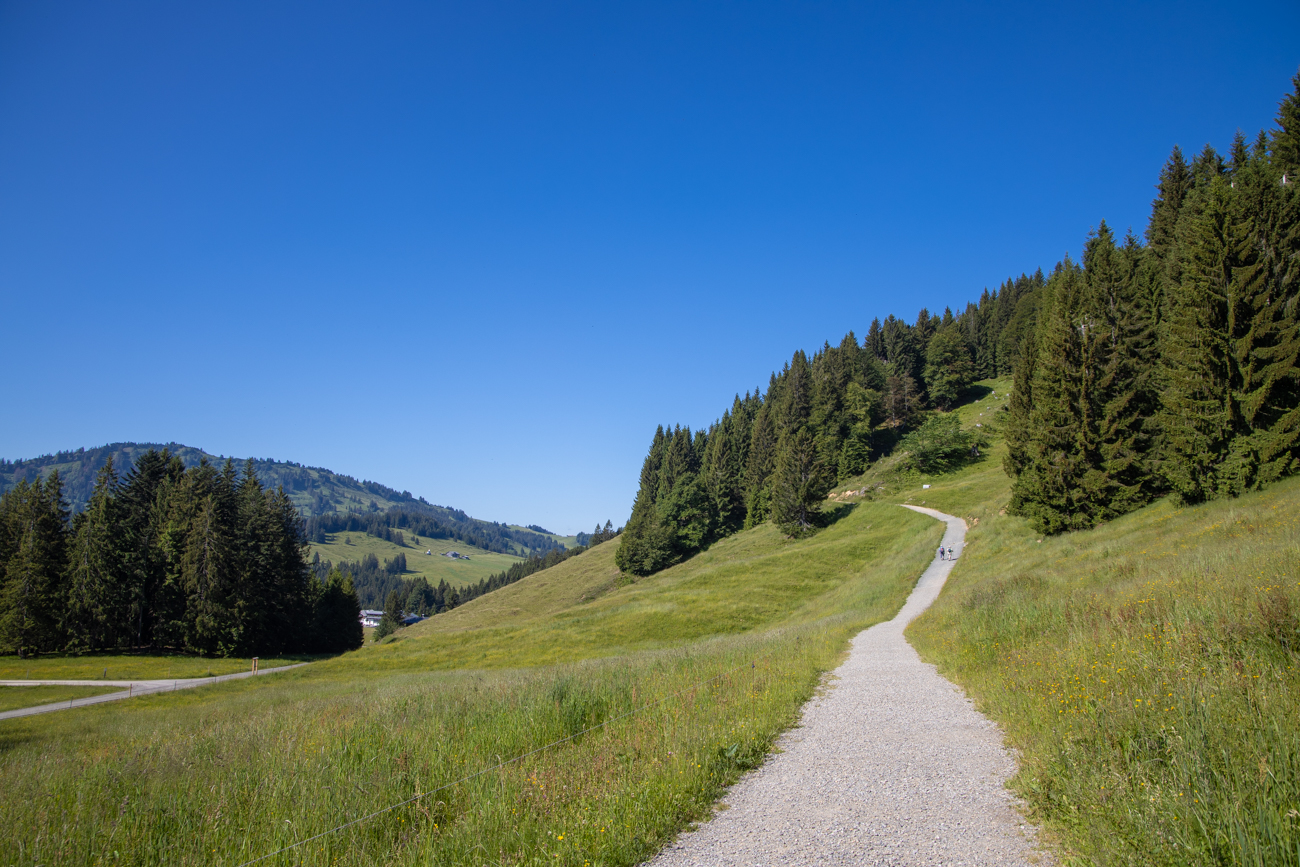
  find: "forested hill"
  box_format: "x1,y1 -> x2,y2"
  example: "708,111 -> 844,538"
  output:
618,72 -> 1300,575
0,442 -> 561,556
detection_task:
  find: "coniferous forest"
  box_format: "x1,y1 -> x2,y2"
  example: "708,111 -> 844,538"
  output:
618,73 -> 1300,574
0,448 -> 363,658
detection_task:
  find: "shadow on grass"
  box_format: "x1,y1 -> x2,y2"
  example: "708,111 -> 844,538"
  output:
819,502 -> 858,529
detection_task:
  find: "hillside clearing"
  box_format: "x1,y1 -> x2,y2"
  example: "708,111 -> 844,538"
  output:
309,531 -> 522,590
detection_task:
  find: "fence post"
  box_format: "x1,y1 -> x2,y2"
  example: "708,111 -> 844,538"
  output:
252,657 -> 259,674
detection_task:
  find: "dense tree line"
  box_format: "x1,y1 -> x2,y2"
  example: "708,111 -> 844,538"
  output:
1006,75 -> 1300,533
304,508 -> 562,557
615,294 -> 1030,573
310,551 -> 410,610
0,449 -> 363,658
618,72 -> 1300,564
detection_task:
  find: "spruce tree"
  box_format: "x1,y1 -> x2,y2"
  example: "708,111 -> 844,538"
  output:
374,589 -> 402,642
1159,176 -> 1239,501
1271,69 -> 1300,179
1146,145 -> 1193,278
743,405 -> 777,528
615,427 -> 677,575
923,325 -> 976,410
181,492 -> 236,654
0,473 -> 69,657
771,428 -> 829,537
65,458 -> 127,650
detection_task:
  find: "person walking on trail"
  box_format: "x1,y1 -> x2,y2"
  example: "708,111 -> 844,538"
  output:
938,546 -> 945,561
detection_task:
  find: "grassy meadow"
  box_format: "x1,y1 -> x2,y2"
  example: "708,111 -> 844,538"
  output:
0,498 -> 941,867
6,375 -> 1295,867
0,652 -> 312,681
0,685 -> 120,713
310,531 -> 523,590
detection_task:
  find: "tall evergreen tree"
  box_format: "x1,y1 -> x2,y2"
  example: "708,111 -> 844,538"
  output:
65,458 -> 127,650
923,325 -> 976,410
770,428 -> 830,537
0,473 -> 69,656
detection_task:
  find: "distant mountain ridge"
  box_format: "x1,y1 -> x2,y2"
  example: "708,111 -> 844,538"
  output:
0,442 -> 558,554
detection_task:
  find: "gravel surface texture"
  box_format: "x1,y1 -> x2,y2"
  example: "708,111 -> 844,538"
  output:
647,505 -> 1048,866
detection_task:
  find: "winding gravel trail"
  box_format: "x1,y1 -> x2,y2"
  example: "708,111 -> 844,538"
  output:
647,505 -> 1046,866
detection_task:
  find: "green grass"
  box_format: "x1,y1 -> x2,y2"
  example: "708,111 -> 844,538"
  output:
0,685 -> 120,712
310,531 -> 523,589
13,374 -> 1291,866
0,499 -> 940,867
0,652 -> 312,681
508,525 -> 580,549
892,396 -> 1300,866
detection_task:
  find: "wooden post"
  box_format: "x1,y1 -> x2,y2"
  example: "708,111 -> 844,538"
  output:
252,657 -> 259,674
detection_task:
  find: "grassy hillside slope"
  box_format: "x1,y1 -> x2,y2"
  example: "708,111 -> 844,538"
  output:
0,495 -> 941,867
341,500 -> 936,672
828,379 -> 1300,866
909,471 -> 1300,866
310,532 -> 523,590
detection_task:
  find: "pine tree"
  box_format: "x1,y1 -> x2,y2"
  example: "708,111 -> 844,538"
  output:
923,325 -> 976,410
311,568 -> 363,652
0,473 -> 69,657
703,410 -> 746,534
65,458 -> 127,650
770,428 -> 829,537
1007,261 -> 1103,533
181,491 -> 236,655
1090,225 -> 1162,515
743,405 -> 777,528
118,448 -> 176,647
1159,177 -> 1239,502
1271,69 -> 1300,179
374,589 -> 402,642
615,427 -> 678,575
1146,145 -> 1193,278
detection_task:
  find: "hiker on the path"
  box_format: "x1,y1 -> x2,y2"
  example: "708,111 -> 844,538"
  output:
937,546 -> 945,560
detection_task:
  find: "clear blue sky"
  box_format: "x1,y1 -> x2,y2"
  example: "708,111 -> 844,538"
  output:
2,1 -> 1297,533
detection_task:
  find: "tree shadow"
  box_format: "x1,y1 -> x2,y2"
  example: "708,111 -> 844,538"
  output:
819,502 -> 858,528
958,382 -> 994,405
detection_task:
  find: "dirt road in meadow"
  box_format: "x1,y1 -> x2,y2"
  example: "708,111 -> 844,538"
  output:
0,663 -> 308,721
647,505 -> 1048,867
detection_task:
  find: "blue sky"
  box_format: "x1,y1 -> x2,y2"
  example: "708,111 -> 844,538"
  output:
2,1 -> 1297,533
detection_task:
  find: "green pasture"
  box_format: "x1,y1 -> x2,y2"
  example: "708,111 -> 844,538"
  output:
0,685 -> 120,713
0,652 -> 311,681
310,531 -> 523,589
5,374 -> 1295,867
0,482 -> 941,867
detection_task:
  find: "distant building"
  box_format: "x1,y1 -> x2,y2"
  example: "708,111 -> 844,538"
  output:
401,614 -> 424,626
359,609 -> 384,628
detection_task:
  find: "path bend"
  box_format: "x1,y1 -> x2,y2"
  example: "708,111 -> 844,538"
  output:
647,505 -> 1046,866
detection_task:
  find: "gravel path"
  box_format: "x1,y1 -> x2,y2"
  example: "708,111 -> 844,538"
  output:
647,505 -> 1046,866
0,663 -> 309,721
